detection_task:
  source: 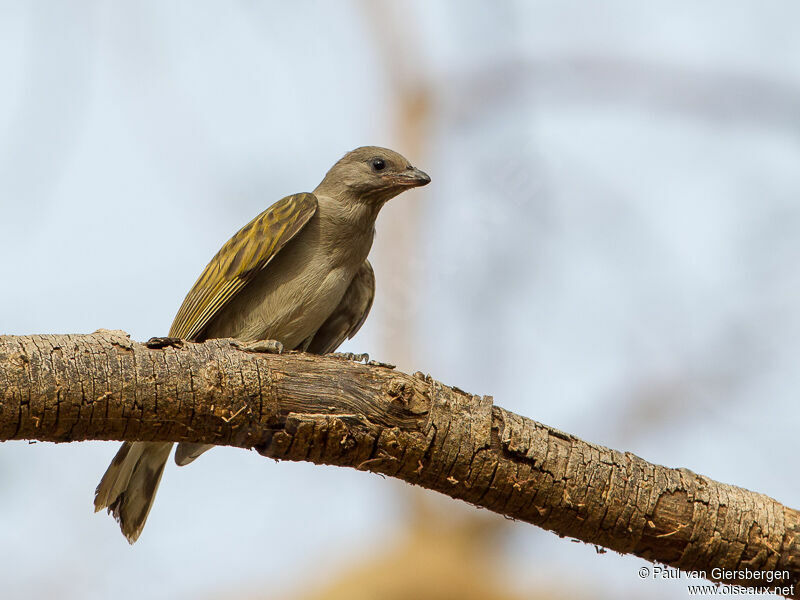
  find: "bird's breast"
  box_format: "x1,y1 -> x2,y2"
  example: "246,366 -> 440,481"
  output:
202,228 -> 363,348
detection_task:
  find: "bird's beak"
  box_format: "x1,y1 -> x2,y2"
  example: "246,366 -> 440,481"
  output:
385,166 -> 431,188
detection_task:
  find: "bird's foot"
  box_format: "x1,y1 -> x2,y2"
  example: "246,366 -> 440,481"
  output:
235,339 -> 284,354
145,336 -> 184,349
330,352 -> 370,363
367,359 -> 396,369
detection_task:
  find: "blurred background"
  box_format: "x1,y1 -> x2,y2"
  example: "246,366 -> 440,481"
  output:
1,1 -> 799,598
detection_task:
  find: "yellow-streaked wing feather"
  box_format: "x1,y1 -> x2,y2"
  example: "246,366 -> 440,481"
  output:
168,193 -> 318,341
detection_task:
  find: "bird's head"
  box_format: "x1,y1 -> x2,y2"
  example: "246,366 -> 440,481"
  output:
315,146 -> 431,204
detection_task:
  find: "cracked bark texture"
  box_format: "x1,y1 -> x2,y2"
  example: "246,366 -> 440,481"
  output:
1,331 -> 798,597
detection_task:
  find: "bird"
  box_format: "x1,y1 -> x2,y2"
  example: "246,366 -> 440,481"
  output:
94,146 -> 430,543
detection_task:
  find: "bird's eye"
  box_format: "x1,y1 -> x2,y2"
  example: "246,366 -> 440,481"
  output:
371,158 -> 386,172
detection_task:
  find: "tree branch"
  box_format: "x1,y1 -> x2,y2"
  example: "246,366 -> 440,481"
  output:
1,331 -> 798,597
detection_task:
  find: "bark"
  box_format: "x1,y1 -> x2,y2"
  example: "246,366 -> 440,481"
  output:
1,331 -> 798,596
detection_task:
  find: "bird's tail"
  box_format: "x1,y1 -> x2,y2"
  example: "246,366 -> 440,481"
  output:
94,441 -> 173,543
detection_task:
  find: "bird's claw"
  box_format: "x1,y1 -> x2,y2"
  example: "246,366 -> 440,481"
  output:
145,336 -> 184,349
367,359 -> 395,369
237,339 -> 284,354
330,352 -> 370,363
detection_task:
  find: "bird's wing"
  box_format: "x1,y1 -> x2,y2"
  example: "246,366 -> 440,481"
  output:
304,259 -> 375,355
169,193 -> 318,341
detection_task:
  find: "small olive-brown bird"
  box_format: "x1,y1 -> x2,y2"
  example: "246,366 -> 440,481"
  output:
94,146 -> 430,542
